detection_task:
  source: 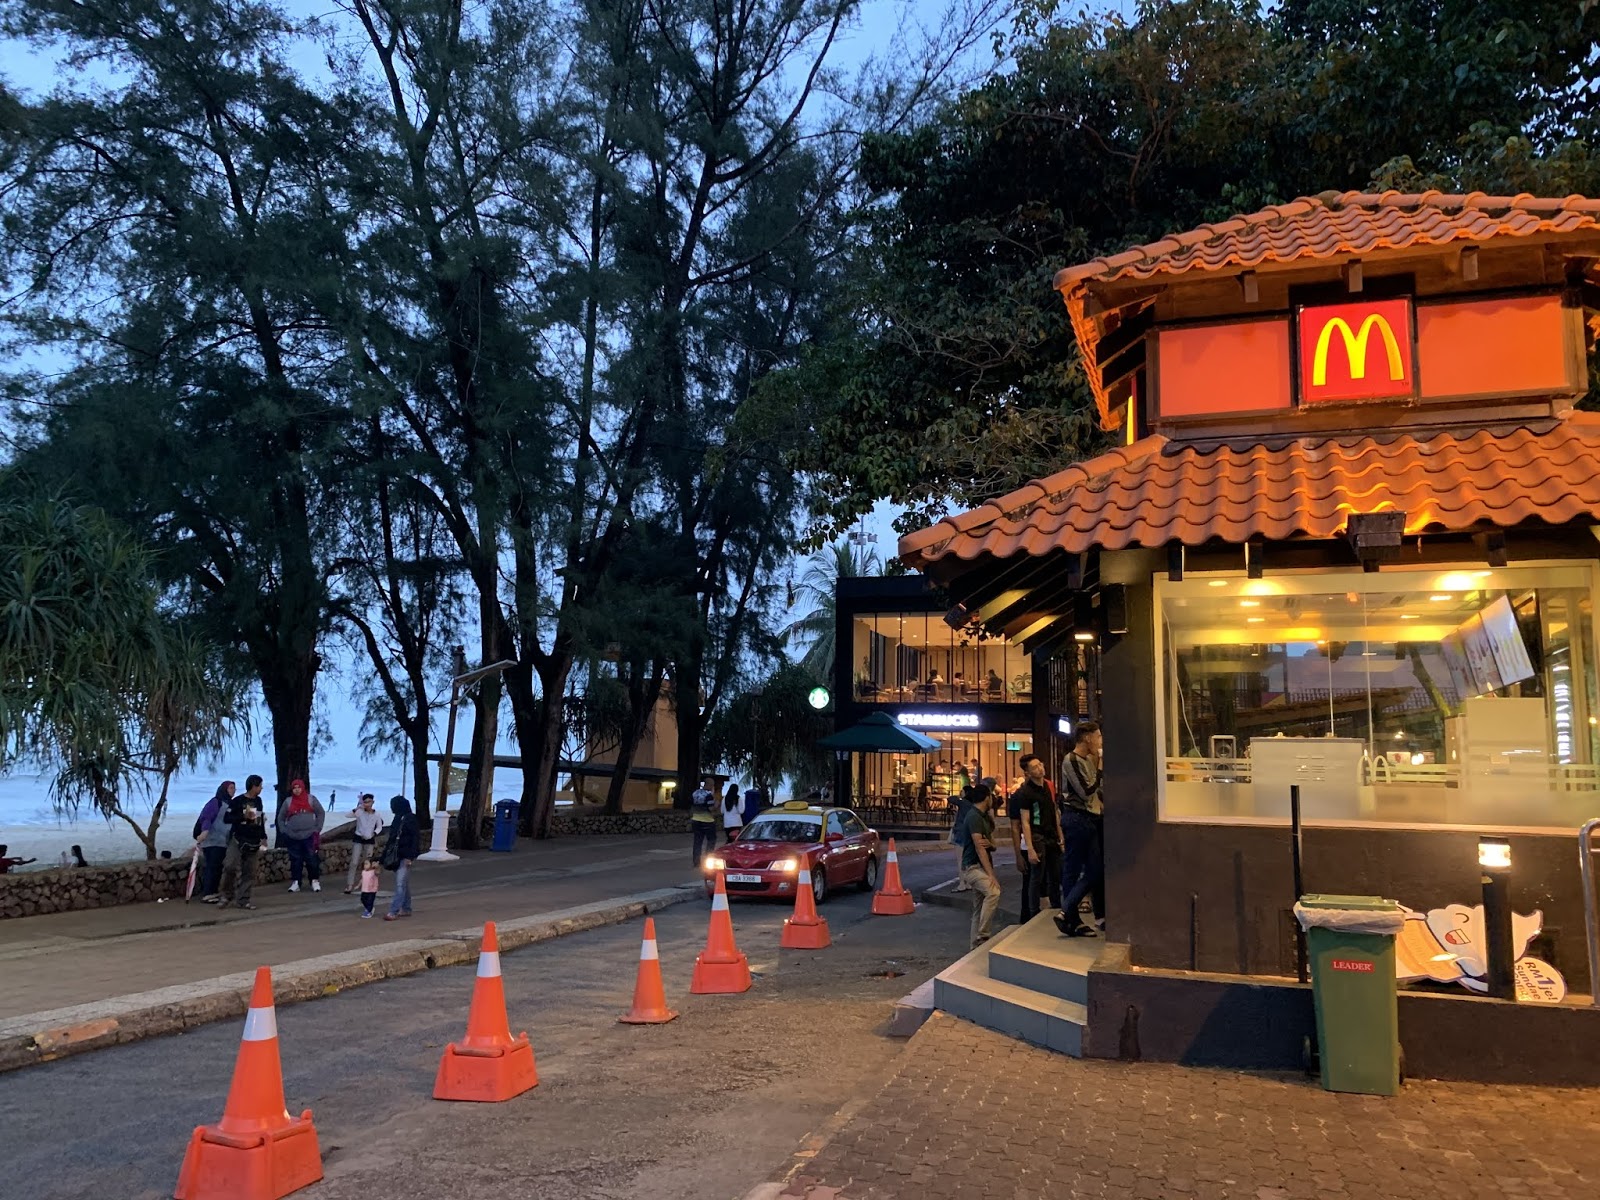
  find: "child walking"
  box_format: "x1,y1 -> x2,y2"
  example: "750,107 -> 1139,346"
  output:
359,859 -> 380,918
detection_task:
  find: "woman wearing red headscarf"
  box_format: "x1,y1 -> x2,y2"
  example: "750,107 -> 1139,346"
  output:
277,779 -> 326,893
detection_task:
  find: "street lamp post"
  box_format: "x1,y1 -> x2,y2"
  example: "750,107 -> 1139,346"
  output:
1478,836 -> 1515,1000
420,656 -> 519,863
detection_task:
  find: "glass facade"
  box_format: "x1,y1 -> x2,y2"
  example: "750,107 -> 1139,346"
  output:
1157,563 -> 1600,830
849,612 -> 1032,704
856,731 -> 1034,805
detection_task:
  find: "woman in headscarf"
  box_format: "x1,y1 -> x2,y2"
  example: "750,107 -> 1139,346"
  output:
193,780 -> 235,903
276,779 -> 326,894
383,795 -> 420,921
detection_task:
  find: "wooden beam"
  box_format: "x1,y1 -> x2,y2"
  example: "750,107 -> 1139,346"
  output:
1094,311 -> 1154,365
1343,260 -> 1363,293
1460,245 -> 1480,282
1239,271 -> 1259,304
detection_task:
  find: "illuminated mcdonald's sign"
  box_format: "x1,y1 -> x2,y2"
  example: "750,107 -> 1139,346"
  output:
1298,298 -> 1415,404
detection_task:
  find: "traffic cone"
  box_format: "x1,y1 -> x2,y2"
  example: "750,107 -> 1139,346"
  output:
174,967 -> 322,1200
690,870 -> 752,994
619,917 -> 679,1024
872,839 -> 916,916
433,921 -> 539,1102
780,864 -> 831,950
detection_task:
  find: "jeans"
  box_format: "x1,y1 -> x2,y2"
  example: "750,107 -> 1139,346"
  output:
1060,809 -> 1104,927
691,821 -> 718,867
199,846 -> 227,897
959,864 -> 1001,946
220,843 -> 258,906
285,836 -> 321,885
387,860 -> 412,916
361,891 -> 376,915
347,840 -> 377,890
1018,842 -> 1061,924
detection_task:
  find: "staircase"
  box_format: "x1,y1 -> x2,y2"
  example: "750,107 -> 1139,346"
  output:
932,913 -> 1098,1056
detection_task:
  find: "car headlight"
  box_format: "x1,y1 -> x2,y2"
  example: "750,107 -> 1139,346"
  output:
704,855 -> 725,872
771,858 -> 798,873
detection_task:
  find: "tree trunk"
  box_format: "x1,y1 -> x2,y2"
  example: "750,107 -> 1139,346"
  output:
518,655 -> 573,837
458,676 -> 500,851
407,713 -> 432,810
673,653 -> 704,811
257,649 -> 318,805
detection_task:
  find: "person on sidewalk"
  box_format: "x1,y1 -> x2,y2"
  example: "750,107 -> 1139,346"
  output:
345,793 -> 386,894
689,777 -> 718,867
721,782 -> 743,844
193,780 -> 234,902
383,795 -> 420,921
218,776 -> 267,910
948,781 -> 977,890
1009,754 -> 1062,925
958,779 -> 1002,948
1057,721 -> 1106,937
358,858 -> 380,918
277,779 -> 326,894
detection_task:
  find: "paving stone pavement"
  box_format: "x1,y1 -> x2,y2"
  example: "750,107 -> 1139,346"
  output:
775,1012 -> 1600,1200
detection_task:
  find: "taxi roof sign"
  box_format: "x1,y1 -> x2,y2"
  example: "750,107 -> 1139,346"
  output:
781,799 -> 815,811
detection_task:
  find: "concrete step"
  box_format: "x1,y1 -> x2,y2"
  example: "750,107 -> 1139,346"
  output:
933,926 -> 1086,1057
986,912 -> 1099,1005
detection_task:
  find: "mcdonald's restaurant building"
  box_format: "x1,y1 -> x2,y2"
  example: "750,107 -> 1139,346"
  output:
898,192 -> 1600,1083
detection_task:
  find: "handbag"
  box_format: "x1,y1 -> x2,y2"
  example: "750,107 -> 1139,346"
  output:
380,832 -> 402,871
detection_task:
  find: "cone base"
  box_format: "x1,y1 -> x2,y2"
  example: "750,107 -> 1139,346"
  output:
432,1037 -> 539,1103
174,1113 -> 322,1200
618,1006 -> 679,1025
690,952 -> 752,994
872,891 -> 916,916
780,917 -> 832,950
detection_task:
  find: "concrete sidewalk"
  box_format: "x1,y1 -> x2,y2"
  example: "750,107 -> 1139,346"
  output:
0,833 -> 700,1018
758,1012 -> 1600,1200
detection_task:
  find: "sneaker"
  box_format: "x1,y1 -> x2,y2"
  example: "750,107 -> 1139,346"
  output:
310,880 -> 321,893
383,913 -> 398,921
343,888 -> 353,895
361,911 -> 373,919
215,901 -> 230,910
240,903 -> 258,910
201,894 -> 220,903
288,881 -> 300,893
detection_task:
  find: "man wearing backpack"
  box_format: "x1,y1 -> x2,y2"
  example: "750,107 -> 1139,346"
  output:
689,777 -> 718,868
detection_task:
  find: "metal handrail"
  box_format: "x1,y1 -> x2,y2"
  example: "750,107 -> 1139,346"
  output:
1582,818 -> 1600,1009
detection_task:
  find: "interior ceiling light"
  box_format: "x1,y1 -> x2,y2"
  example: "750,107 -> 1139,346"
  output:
1247,617 -> 1266,624
1429,594 -> 1452,602
1400,614 -> 1419,620
1208,579 -> 1229,588
1239,600 -> 1261,608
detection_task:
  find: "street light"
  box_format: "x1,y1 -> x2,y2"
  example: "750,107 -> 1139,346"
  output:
420,657 -> 519,863
1478,836 -> 1516,1000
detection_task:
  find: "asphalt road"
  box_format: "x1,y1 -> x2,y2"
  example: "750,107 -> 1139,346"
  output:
4,852 -> 979,1200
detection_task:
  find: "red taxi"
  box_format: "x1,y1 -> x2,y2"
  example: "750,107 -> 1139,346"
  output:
702,801 -> 881,903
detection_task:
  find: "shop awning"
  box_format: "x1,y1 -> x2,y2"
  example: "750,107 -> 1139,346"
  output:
899,414 -> 1600,576
818,713 -> 943,753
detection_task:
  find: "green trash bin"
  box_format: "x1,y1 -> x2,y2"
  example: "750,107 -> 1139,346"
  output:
1295,894 -> 1405,1097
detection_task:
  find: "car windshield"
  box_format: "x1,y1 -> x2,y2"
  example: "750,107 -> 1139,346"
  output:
739,818 -> 821,843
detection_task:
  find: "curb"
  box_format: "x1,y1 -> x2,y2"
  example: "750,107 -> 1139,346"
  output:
740,1012 -> 951,1200
0,884 -> 699,1075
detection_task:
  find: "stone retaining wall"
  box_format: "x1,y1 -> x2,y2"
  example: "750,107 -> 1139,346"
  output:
0,843 -> 355,920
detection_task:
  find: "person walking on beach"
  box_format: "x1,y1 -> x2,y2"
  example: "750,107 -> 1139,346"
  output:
345,793 -> 386,894
218,776 -> 267,909
193,781 -> 234,902
383,796 -> 419,920
277,779 -> 326,893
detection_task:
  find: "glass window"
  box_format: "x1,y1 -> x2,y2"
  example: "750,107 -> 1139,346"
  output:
1157,564 -> 1599,830
839,812 -> 867,836
853,732 -> 1034,807
826,812 -> 845,838
848,610 -> 1027,704
741,816 -> 823,842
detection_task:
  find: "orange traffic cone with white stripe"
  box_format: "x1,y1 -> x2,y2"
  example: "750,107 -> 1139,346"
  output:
780,863 -> 831,950
174,967 -> 323,1200
690,870 -> 753,994
433,921 -> 539,1102
619,916 -> 678,1024
871,838 -> 916,916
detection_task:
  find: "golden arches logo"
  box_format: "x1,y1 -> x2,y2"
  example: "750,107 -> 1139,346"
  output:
1311,314 -> 1404,387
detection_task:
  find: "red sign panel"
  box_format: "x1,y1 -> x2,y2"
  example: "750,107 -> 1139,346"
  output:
1330,958 -> 1376,973
1298,298 -> 1415,405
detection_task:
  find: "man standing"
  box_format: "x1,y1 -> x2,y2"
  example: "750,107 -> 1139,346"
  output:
218,774 -> 268,910
345,793 -> 386,894
958,778 -> 1002,948
1057,721 -> 1106,937
1009,754 -> 1062,925
689,777 -> 718,868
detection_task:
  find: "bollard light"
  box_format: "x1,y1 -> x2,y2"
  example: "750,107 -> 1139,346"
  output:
1478,836 -> 1516,1000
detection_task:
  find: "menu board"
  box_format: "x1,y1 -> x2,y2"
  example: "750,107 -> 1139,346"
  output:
1481,594 -> 1536,686
1439,631 -> 1479,700
1458,613 -> 1504,692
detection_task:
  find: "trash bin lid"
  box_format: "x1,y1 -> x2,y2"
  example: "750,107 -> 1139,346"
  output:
1298,893 -> 1401,911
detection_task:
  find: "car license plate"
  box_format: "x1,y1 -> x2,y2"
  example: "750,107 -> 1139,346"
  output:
726,873 -> 763,884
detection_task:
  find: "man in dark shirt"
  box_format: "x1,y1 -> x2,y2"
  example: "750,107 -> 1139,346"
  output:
218,774 -> 268,910
1057,722 -> 1106,937
1009,754 -> 1062,925
959,780 -> 1001,948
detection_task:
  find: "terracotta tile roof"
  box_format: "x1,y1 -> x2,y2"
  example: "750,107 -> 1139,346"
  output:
898,415 -> 1600,571
1054,191 -> 1600,293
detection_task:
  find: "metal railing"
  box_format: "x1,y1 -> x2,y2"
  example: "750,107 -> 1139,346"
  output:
1167,756 -> 1600,793
1582,818 -> 1600,1008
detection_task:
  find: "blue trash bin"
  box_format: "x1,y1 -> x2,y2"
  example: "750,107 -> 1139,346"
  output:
492,801 -> 519,852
